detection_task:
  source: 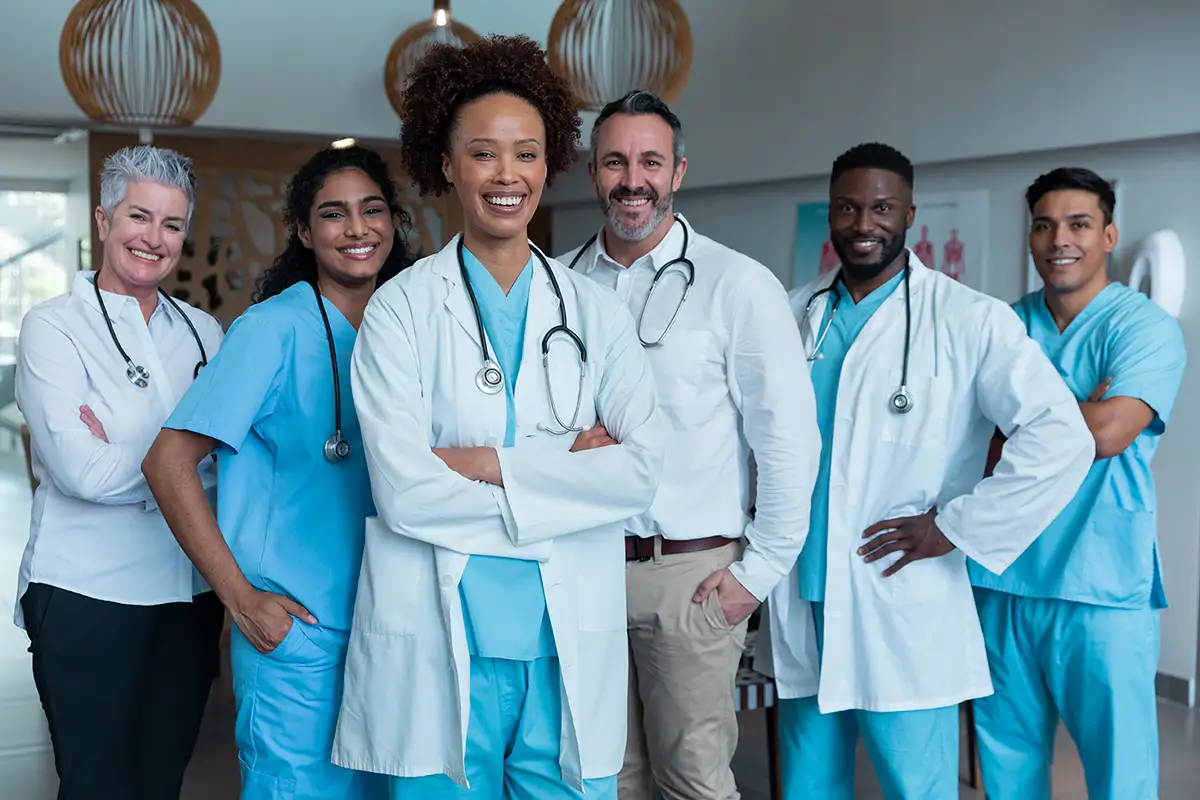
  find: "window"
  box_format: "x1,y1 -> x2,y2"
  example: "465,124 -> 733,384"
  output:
0,191 -> 72,363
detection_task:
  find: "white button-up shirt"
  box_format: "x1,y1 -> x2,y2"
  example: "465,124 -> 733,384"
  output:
559,215 -> 821,601
13,271 -> 223,626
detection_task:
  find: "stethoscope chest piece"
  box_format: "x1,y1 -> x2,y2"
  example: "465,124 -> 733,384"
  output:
324,432 -> 350,462
476,361 -> 505,395
890,386 -> 913,414
126,364 -> 150,389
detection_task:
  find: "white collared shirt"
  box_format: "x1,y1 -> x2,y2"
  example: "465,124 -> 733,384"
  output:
13,271 -> 224,626
559,215 -> 821,601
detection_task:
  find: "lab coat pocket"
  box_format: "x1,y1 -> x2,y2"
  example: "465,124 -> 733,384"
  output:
875,374 -> 955,452
859,499 -> 962,606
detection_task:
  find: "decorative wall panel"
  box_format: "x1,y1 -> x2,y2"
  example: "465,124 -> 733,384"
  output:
88,132 -> 462,327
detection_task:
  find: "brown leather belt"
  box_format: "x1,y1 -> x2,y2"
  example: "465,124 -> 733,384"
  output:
625,535 -> 732,562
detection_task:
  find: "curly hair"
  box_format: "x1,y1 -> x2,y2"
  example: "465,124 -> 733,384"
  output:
398,34 -> 581,197
254,145 -> 413,303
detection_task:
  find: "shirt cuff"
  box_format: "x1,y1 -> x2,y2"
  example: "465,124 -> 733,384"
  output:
727,549 -> 785,603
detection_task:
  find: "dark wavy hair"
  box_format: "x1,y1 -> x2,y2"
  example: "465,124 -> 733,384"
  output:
254,145 -> 413,302
1026,167 -> 1116,225
397,34 -> 581,197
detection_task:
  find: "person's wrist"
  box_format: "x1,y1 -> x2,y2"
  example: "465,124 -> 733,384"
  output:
474,446 -> 500,485
225,580 -> 258,617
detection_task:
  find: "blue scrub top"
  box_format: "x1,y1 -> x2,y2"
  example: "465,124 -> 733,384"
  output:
458,247 -> 557,660
164,281 -> 374,632
968,283 -> 1187,609
799,269 -> 905,602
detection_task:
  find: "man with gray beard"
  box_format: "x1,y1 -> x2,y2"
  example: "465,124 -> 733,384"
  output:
558,90 -> 820,800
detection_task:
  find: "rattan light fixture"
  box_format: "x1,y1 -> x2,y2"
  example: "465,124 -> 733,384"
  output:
384,0 -> 481,118
59,0 -> 221,132
547,0 -> 692,112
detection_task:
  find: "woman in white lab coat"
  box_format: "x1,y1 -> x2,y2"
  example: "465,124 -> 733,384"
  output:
329,35 -> 666,798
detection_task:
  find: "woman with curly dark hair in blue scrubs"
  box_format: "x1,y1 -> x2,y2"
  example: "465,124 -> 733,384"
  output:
141,144 -> 411,799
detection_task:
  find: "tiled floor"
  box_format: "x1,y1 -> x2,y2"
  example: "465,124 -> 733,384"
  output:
2,450 -> 1199,798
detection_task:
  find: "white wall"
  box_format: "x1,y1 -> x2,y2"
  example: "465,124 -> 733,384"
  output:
551,133 -> 1200,687
3,1 -> 1200,194
0,136 -> 87,187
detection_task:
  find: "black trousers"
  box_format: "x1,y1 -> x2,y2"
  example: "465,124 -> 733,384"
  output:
21,583 -> 225,800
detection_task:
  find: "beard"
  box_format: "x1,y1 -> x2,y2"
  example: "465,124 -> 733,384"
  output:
600,185 -> 674,242
831,230 -> 907,281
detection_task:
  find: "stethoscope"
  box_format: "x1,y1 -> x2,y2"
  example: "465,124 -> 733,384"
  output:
311,282 -> 351,462
566,213 -> 695,347
93,273 -> 208,389
803,260 -> 914,414
459,237 -> 588,436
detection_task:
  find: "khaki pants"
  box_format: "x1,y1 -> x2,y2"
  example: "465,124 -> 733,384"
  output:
621,538 -> 749,800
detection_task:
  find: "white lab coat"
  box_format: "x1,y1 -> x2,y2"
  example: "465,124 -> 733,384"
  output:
331,236 -> 666,789
756,252 -> 1093,713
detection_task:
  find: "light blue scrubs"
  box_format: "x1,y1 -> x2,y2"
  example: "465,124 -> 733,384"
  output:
781,271 -> 959,800
390,249 -> 615,798
164,280 -> 386,800
968,283 -> 1186,800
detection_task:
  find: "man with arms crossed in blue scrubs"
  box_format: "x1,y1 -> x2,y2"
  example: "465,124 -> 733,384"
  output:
970,167 -> 1187,800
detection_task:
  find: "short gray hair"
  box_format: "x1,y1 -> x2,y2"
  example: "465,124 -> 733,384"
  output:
99,145 -> 197,225
590,90 -> 685,166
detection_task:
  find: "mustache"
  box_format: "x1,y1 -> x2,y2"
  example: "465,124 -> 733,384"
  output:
609,186 -> 658,203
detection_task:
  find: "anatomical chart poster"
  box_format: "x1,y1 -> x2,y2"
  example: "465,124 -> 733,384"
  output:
792,190 -> 991,292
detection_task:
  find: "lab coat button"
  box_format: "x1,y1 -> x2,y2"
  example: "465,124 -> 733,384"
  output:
484,437 -> 498,447
440,574 -> 453,588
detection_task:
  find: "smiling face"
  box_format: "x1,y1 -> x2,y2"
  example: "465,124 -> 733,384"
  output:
828,167 -> 915,281
1029,188 -> 1116,297
298,168 -> 396,288
94,179 -> 190,291
588,112 -> 686,243
441,91 -> 547,244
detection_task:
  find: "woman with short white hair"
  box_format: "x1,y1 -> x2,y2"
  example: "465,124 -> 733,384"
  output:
14,144 -> 225,799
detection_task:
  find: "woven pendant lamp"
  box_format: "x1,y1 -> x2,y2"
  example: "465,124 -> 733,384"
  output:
547,0 -> 692,112
59,0 -> 221,135
384,0 -> 481,117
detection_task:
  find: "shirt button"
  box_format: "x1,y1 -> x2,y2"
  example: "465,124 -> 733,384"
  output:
440,574 -> 453,588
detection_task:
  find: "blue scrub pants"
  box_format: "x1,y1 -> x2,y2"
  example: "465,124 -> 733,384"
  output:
972,588 -> 1160,800
778,602 -> 959,799
390,656 -> 617,799
231,621 -> 387,800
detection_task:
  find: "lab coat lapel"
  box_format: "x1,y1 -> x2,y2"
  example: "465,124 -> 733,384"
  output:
514,258 -> 559,411
433,235 -> 484,349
